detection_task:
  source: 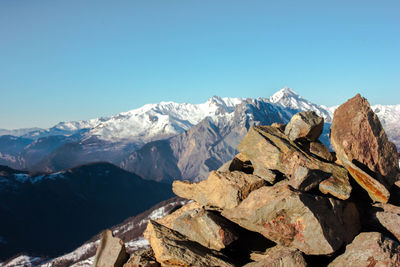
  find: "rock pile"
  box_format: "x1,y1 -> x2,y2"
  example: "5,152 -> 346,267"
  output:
93,94 -> 400,267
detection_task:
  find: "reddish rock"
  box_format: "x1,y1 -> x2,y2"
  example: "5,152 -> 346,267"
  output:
284,111 -> 324,141
328,232 -> 400,267
330,94 -> 400,191
222,182 -> 360,255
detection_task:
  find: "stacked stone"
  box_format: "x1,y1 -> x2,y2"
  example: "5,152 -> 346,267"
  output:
93,94 -> 400,267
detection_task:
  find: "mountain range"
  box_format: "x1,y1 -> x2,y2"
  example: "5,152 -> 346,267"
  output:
1,88 -> 399,182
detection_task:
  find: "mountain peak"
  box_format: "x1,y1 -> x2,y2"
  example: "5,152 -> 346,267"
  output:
269,87 -> 300,103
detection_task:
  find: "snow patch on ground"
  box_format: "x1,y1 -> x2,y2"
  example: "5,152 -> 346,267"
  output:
126,237 -> 150,251
2,255 -> 43,267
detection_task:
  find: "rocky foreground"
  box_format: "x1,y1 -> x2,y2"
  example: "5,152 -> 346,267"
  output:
92,94 -> 400,267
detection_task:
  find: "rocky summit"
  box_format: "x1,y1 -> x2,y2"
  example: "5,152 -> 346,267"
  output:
92,94 -> 400,267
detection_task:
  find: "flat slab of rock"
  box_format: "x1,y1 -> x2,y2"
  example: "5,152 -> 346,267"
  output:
374,203 -> 400,242
222,182 -> 360,255
243,246 -> 307,267
155,202 -> 203,229
144,220 -> 234,267
238,125 -> 352,200
173,171 -> 266,210
93,229 -> 129,267
284,111 -> 324,141
218,153 -> 254,174
123,248 -> 159,267
174,208 -> 238,250
328,232 -> 400,266
330,94 -> 399,198
341,157 -> 390,203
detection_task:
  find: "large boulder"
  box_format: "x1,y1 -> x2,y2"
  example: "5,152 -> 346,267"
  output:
330,94 -> 399,202
144,220 -> 234,267
328,232 -> 400,266
284,111 -> 324,141
92,229 -> 129,267
222,182 -> 360,255
243,246 -> 307,267
373,203 -> 400,242
151,201 -> 239,251
238,125 -> 352,200
173,208 -> 238,250
173,171 -> 266,210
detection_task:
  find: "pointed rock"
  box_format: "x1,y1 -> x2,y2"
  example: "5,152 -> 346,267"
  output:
238,125 -> 352,200
173,171 -> 266,210
328,232 -> 400,266
123,248 -> 159,267
243,246 -> 307,267
284,111 -> 324,141
222,182 -> 360,255
92,229 -> 129,267
330,94 -> 399,201
144,220 -> 234,267
173,208 -> 239,250
373,203 -> 400,242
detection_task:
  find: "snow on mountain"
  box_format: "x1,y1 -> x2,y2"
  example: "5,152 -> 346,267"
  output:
86,96 -> 243,143
269,87 -> 333,122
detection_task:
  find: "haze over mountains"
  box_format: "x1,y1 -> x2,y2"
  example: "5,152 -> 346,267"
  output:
1,88 -> 399,183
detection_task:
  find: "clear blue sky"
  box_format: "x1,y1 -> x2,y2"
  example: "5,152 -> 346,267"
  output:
1,0 -> 399,129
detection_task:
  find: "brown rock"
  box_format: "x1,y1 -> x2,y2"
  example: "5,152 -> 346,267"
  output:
271,122 -> 286,132
144,220 -> 234,267
238,125 -> 352,200
243,246 -> 307,267
373,203 -> 400,242
310,141 -> 335,162
328,232 -> 400,267
123,248 -> 159,267
289,166 -> 325,192
330,94 -> 400,196
173,208 -> 238,250
222,182 -> 360,255
284,111 -> 324,141
155,202 -> 203,229
92,229 -> 129,267
218,153 -> 254,173
173,171 -> 266,210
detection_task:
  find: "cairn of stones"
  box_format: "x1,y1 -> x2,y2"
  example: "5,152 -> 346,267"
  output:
93,94 -> 400,267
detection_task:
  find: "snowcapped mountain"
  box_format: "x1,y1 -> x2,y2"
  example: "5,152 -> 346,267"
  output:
86,96 -> 243,143
0,88 -> 398,174
269,87 -> 332,121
